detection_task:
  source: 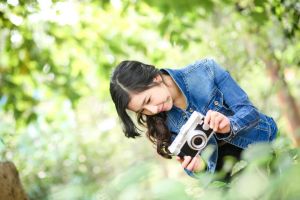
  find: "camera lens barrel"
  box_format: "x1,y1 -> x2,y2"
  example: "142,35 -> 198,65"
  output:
187,130 -> 208,150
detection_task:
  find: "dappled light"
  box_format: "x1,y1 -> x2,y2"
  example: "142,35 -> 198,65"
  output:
0,0 -> 300,199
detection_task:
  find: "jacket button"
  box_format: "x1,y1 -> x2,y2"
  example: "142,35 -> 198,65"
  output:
189,108 -> 194,113
233,126 -> 238,131
214,101 -> 219,106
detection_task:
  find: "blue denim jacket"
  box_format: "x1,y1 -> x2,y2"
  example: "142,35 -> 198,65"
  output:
161,58 -> 278,177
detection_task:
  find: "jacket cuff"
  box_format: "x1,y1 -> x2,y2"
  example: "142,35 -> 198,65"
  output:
214,118 -> 239,141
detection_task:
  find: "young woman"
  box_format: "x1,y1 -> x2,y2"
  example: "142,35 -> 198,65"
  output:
109,58 -> 278,179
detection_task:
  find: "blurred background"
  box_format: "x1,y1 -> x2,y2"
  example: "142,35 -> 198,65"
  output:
0,0 -> 300,199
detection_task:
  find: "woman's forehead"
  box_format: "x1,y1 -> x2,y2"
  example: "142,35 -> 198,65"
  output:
128,91 -> 146,110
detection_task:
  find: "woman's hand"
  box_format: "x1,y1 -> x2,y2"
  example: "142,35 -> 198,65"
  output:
204,110 -> 231,134
176,155 -> 205,173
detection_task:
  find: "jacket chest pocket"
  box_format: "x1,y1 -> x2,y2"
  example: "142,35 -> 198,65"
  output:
205,89 -> 232,114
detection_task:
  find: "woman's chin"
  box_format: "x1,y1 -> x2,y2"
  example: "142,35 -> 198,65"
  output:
164,103 -> 172,112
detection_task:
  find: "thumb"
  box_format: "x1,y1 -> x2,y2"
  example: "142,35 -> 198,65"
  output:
219,119 -> 229,129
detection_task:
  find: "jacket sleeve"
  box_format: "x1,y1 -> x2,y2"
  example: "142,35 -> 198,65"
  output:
208,59 -> 260,140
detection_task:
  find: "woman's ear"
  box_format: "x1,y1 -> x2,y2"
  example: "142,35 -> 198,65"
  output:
153,75 -> 163,83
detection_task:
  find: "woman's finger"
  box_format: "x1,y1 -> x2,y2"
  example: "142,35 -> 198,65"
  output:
209,111 -> 217,129
204,110 -> 212,125
186,156 -> 199,171
181,156 -> 192,168
176,156 -> 184,163
214,115 -> 223,132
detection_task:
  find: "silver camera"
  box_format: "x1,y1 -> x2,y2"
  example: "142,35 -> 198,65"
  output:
168,111 -> 215,158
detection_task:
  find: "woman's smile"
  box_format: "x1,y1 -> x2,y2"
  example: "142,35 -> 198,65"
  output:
158,96 -> 172,113
158,102 -> 164,113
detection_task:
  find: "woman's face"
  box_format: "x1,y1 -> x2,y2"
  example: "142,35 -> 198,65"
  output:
127,76 -> 173,116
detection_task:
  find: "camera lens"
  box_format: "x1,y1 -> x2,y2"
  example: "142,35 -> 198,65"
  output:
193,137 -> 203,146
187,130 -> 208,150
191,135 -> 206,149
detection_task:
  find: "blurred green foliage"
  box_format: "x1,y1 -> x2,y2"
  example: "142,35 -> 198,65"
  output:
0,0 -> 299,199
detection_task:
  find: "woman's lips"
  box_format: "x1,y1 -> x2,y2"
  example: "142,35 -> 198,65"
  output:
158,97 -> 170,113
158,103 -> 164,113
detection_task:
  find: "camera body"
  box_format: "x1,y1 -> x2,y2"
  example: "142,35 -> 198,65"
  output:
168,111 -> 215,158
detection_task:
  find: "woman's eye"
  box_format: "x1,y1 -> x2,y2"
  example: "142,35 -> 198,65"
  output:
147,98 -> 151,104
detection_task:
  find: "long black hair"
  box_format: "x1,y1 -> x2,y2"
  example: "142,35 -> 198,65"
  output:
109,60 -> 172,159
